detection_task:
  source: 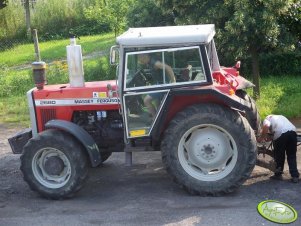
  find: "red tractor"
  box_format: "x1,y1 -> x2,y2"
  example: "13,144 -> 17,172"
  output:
9,24 -> 260,199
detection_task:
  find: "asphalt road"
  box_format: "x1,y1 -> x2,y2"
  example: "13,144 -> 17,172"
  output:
1,124 -> 301,226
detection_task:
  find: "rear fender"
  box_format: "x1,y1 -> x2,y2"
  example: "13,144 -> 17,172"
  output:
45,119 -> 101,167
151,88 -> 252,145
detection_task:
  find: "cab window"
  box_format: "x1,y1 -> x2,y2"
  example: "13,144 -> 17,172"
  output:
124,46 -> 207,90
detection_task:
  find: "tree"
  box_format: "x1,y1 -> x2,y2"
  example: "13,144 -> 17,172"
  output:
85,0 -> 134,37
127,0 -> 174,27
0,0 -> 7,9
106,0 -> 134,36
158,0 -> 295,98
280,0 -> 301,41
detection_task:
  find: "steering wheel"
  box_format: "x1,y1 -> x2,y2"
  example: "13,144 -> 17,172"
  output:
127,69 -> 151,88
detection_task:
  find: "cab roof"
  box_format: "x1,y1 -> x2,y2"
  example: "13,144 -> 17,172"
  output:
116,24 -> 215,47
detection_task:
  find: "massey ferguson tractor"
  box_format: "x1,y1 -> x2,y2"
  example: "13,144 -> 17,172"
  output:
9,24 -> 262,199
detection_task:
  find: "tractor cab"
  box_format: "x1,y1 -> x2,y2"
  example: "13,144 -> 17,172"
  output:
111,24 -> 249,140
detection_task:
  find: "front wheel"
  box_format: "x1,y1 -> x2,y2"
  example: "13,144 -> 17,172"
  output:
20,129 -> 88,199
161,104 -> 257,195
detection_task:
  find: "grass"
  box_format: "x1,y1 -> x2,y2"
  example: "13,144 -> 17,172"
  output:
0,68 -> 33,97
0,96 -> 29,126
0,33 -> 115,67
255,76 -> 301,119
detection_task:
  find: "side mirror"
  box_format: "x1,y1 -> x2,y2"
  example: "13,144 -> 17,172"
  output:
110,46 -> 119,65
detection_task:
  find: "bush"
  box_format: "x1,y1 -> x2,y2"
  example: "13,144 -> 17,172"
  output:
0,0 -> 27,50
0,0 -> 114,48
84,57 -> 116,81
239,51 -> 301,77
127,0 -> 174,27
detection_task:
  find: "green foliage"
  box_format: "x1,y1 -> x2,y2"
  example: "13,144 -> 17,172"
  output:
0,67 -> 32,97
84,57 -> 116,81
0,0 -> 8,9
127,0 -> 174,27
31,0 -> 78,40
256,76 -> 301,119
0,0 -> 131,48
80,1 -> 111,35
0,33 -> 114,67
280,0 -> 301,40
221,0 -> 293,56
0,0 -> 26,48
240,51 -> 301,77
158,0 -> 298,97
0,96 -> 29,125
30,0 -> 114,40
158,0 -> 299,60
0,57 -> 114,98
105,0 -> 134,36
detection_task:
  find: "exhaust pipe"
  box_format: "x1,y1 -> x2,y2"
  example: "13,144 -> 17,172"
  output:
66,36 -> 85,87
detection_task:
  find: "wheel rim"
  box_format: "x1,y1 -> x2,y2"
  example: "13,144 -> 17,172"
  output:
32,148 -> 72,189
178,124 -> 238,181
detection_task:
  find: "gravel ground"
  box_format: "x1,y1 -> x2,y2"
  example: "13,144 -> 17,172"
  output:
0,121 -> 301,226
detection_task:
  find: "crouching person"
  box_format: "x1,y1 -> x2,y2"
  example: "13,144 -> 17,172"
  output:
257,115 -> 299,183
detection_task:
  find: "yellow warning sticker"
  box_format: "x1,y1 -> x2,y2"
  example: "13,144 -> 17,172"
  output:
130,129 -> 146,137
93,92 -> 107,98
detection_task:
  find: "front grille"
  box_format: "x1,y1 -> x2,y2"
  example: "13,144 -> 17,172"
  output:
41,109 -> 56,130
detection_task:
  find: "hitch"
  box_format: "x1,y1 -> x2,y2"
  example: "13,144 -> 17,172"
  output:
256,133 -> 301,173
256,142 -> 276,172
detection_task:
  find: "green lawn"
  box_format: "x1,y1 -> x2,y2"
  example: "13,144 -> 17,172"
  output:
256,76 -> 301,119
0,33 -> 115,67
0,96 -> 29,126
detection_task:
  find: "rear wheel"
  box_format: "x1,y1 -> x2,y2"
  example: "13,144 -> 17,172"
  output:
161,104 -> 257,195
20,129 -> 88,199
236,90 -> 261,134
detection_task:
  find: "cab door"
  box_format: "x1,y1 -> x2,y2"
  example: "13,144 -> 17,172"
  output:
122,46 -> 208,139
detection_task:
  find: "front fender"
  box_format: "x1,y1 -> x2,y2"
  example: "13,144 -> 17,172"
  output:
45,119 -> 101,167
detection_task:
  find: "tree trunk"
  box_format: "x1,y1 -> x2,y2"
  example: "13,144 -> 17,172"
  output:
250,47 -> 260,99
24,0 -> 31,39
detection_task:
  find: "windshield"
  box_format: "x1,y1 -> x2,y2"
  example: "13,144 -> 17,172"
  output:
124,46 -> 207,91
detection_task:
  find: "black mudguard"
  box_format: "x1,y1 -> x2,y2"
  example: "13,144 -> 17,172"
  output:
8,128 -> 32,154
45,119 -> 101,167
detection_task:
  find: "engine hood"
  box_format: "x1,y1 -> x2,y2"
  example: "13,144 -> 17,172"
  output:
33,80 -> 117,99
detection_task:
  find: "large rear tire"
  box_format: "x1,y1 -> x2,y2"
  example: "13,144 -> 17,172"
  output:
20,129 -> 88,199
161,104 -> 257,195
236,90 -> 261,134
